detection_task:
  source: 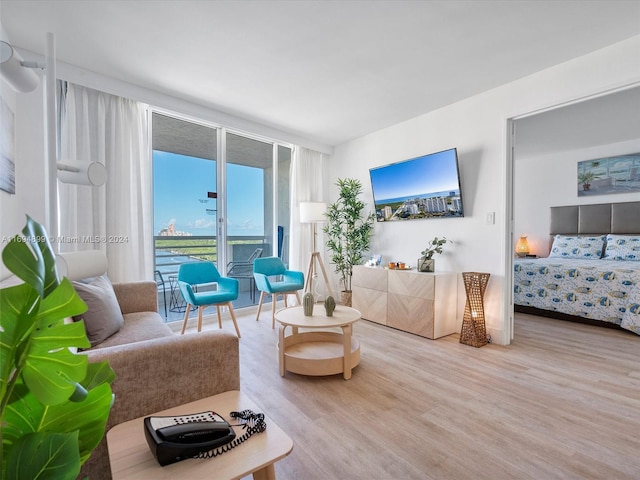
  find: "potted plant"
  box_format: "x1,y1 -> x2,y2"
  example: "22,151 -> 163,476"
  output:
1,216 -> 115,480
418,236 -> 448,272
323,178 -> 375,306
578,171 -> 599,191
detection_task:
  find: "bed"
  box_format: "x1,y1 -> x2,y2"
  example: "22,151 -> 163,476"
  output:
514,201 -> 640,336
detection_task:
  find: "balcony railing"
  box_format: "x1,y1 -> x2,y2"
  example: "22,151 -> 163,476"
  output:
154,235 -> 267,318
154,235 -> 269,275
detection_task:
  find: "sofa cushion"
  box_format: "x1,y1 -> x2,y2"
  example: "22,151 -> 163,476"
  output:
91,311 -> 173,350
73,274 -> 124,346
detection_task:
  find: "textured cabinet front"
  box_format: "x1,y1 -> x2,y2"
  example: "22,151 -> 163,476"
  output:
353,266 -> 457,339
387,293 -> 434,337
388,269 -> 434,299
352,266 -> 388,325
353,287 -> 388,325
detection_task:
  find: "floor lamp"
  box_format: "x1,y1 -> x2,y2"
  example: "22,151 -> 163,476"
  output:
300,202 -> 333,300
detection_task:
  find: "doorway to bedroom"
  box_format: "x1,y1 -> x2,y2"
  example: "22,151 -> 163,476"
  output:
508,84 -> 640,340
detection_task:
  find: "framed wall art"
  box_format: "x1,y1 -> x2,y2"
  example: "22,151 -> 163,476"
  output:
0,95 -> 16,195
577,153 -> 640,197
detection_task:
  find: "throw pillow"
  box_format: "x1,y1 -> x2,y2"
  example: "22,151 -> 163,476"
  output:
548,235 -> 605,259
73,274 -> 124,346
604,234 -> 640,261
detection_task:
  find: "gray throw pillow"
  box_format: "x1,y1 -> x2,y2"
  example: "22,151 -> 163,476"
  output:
73,274 -> 124,346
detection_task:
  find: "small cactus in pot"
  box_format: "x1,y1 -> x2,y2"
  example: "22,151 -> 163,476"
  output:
324,296 -> 336,316
303,292 -> 315,316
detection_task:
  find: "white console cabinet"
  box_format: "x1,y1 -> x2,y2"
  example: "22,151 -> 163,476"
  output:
352,266 -> 457,339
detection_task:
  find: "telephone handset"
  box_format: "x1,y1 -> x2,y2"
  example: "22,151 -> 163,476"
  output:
144,411 -> 236,466
156,421 -> 233,443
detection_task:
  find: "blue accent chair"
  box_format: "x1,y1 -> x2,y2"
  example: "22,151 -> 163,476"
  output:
178,261 -> 241,337
253,257 -> 304,328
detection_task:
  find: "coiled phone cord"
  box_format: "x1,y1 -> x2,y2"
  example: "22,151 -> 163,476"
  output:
195,409 -> 267,459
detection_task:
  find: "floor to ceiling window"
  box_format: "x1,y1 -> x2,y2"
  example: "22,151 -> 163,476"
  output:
151,112 -> 292,320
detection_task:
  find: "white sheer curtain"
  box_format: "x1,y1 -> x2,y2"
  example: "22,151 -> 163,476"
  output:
58,82 -> 152,282
289,146 -> 329,297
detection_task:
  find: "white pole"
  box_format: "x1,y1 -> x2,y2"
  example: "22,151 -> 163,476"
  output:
44,32 -> 58,249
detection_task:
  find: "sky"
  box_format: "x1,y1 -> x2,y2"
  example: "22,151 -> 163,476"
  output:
153,151 -> 264,237
369,148 -> 461,202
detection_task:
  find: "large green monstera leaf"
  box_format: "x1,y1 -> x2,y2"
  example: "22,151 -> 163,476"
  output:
1,216 -> 115,480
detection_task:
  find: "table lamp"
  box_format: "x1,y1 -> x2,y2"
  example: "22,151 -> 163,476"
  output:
515,235 -> 530,257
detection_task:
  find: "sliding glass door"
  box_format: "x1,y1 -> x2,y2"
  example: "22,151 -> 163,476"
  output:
223,133 -> 292,307
152,113 -> 218,317
152,112 -> 292,317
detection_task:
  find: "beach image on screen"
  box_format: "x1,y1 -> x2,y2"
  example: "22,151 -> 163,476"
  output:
369,149 -> 463,222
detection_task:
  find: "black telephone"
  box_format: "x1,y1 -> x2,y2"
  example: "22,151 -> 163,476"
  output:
143,411 -> 236,466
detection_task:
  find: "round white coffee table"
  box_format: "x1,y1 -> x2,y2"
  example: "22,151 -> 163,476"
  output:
275,304 -> 361,380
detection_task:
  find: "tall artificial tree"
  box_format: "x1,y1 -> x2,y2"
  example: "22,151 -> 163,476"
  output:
323,178 -> 375,305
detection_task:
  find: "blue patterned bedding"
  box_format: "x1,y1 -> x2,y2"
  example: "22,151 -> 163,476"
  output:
514,258 -> 640,335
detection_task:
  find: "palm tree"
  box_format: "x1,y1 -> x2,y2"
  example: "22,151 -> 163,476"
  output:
578,171 -> 600,190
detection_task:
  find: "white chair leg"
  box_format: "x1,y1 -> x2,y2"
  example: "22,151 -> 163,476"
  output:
256,291 -> 265,320
181,305 -> 191,335
295,291 -> 301,305
227,302 -> 241,338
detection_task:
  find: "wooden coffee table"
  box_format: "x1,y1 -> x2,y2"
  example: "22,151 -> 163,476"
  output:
107,390 -> 293,480
275,304 -> 361,380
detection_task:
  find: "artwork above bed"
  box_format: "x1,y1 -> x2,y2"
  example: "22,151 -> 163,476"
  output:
577,153 -> 640,197
514,201 -> 640,336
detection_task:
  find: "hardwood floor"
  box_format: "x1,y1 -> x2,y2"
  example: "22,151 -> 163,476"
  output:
171,308 -> 640,479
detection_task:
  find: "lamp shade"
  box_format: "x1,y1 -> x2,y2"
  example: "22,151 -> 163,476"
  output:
0,40 -> 39,93
58,161 -> 108,186
300,202 -> 327,223
515,235 -> 530,257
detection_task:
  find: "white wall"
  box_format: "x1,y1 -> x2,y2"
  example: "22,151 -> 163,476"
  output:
0,75 -> 47,281
329,35 -> 640,345
514,139 -> 640,257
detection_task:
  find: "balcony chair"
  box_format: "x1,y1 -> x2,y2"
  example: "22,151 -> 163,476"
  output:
178,262 -> 241,337
615,166 -> 639,188
154,270 -> 167,318
226,247 -> 263,303
253,256 -> 304,328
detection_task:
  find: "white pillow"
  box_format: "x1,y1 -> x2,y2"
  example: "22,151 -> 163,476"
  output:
548,235 -> 605,259
603,234 -> 640,261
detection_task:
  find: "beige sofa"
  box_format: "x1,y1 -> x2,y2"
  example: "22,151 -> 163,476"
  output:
78,280 -> 240,480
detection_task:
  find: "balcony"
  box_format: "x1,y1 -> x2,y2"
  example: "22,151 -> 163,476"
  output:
154,235 -> 267,321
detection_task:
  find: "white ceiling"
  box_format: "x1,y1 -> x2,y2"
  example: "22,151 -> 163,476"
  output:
1,0 -> 640,147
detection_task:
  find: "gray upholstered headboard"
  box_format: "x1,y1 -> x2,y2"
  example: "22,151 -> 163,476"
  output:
550,201 -> 640,235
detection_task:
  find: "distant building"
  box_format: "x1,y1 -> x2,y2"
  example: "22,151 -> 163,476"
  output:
158,222 -> 192,236
425,197 -> 447,213
451,197 -> 463,213
405,202 -> 419,215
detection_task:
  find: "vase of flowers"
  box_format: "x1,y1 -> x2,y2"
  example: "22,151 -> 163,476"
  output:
418,236 -> 448,272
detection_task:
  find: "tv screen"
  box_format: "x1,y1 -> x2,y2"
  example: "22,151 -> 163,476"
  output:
369,148 -> 464,222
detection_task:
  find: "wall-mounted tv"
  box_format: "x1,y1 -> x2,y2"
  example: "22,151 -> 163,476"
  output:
369,148 -> 464,222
